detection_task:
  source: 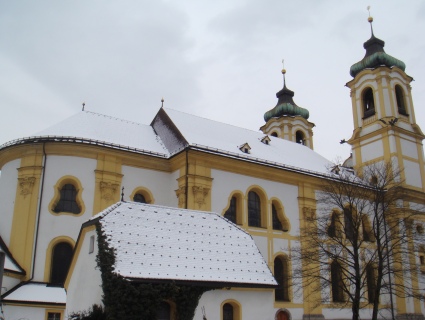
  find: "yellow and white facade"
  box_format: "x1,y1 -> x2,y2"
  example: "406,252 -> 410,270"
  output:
0,22 -> 424,320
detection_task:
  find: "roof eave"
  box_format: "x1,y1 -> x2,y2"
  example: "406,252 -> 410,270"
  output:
123,277 -> 278,289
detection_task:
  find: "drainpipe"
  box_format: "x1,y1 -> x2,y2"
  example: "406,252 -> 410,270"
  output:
0,250 -> 5,316
0,250 -> 4,295
30,142 -> 47,280
185,148 -> 189,209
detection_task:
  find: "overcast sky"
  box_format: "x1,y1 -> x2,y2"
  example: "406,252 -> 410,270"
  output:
1,0 -> 424,161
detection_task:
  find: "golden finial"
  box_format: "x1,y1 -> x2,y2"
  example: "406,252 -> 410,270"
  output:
367,6 -> 373,23
281,59 -> 286,74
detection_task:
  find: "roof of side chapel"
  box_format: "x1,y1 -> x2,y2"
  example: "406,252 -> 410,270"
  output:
91,202 -> 277,287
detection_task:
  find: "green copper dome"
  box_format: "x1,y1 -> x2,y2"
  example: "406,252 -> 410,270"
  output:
350,33 -> 406,77
264,80 -> 309,122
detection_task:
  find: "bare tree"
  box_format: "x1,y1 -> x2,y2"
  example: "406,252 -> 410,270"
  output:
292,161 -> 425,320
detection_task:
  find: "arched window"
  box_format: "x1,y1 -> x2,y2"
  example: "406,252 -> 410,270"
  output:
362,216 -> 375,242
221,301 -> 240,320
274,256 -> 290,301
395,85 -> 407,115
133,193 -> 146,203
295,131 -> 305,145
223,303 -> 233,320
156,301 -> 171,320
331,260 -> 344,302
53,184 -> 80,214
328,212 -> 338,238
271,132 -> 278,137
362,88 -> 375,118
224,196 -> 237,224
248,191 -> 261,227
344,208 -> 354,242
272,204 -> 283,230
130,187 -> 154,204
366,264 -> 376,303
419,246 -> 425,268
50,242 -> 73,285
272,202 -> 289,232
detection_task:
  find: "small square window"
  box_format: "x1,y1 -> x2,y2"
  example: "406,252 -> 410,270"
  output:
47,312 -> 61,320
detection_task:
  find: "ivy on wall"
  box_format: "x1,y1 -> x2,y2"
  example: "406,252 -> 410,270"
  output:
69,304 -> 106,320
95,224 -> 215,320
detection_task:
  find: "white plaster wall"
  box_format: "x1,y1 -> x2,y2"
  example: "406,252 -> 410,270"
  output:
121,165 -> 178,207
360,123 -> 382,137
2,304 -> 47,320
33,155 -> 97,281
361,140 -> 383,163
403,159 -> 422,189
253,235 -> 268,261
401,139 -> 419,160
322,307 -> 356,320
1,274 -> 21,296
66,229 -> 103,315
273,238 -> 289,255
194,289 -> 304,320
382,84 -> 392,118
0,159 -> 20,245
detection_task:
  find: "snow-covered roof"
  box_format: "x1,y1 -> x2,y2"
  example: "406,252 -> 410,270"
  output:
1,111 -> 169,157
95,202 -> 276,287
0,236 -> 25,274
1,108 -> 334,176
162,108 -> 332,175
1,283 -> 66,304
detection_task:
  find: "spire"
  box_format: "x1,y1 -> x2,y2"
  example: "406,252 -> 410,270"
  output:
349,7 -> 406,77
263,63 -> 309,122
367,6 -> 374,36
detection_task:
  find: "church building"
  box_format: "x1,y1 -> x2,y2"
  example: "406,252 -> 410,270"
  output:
0,17 -> 424,320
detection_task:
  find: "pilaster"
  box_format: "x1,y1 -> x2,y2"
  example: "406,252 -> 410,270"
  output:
9,147 -> 44,278
175,154 -> 213,211
93,154 -> 123,214
298,182 -> 323,318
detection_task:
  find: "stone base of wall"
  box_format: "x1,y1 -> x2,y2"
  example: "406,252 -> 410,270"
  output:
396,313 -> 425,320
303,314 -> 325,320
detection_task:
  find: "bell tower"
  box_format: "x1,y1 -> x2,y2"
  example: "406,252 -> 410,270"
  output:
346,16 -> 425,191
260,66 -> 315,149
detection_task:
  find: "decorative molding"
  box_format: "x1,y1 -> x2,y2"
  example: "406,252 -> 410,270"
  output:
303,207 -> 316,219
18,177 -> 36,198
192,186 -> 210,209
100,181 -> 119,201
175,186 -> 186,207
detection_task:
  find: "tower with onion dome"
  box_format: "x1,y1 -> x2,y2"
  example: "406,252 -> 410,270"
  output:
346,13 -> 425,192
260,66 -> 315,150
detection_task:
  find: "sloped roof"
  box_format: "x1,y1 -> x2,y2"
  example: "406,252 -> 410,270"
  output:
1,111 -> 169,157
0,235 -> 25,274
93,202 -> 277,287
1,282 -> 66,305
161,108 -> 332,175
1,108 -> 333,176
